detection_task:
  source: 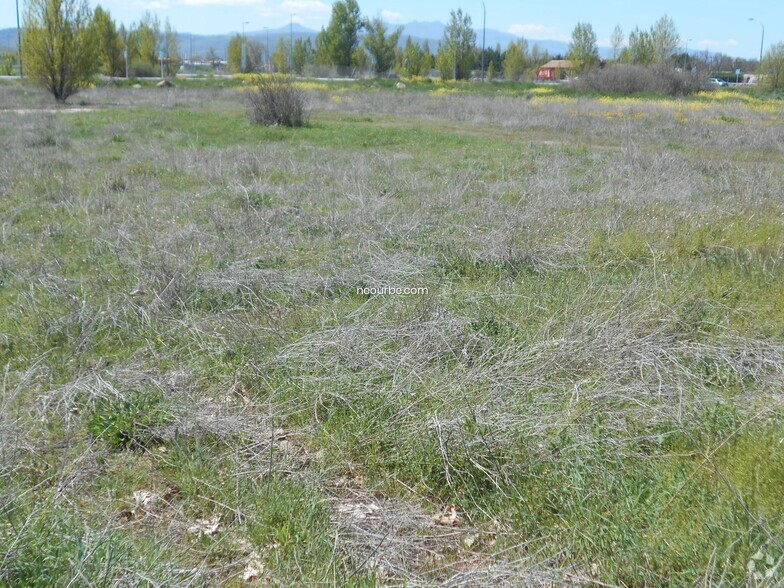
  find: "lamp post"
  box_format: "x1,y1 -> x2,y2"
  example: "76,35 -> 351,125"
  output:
290,13 -> 296,75
683,38 -> 691,70
480,1 -> 486,82
15,0 -> 22,77
749,18 -> 764,66
264,27 -> 269,71
241,21 -> 249,72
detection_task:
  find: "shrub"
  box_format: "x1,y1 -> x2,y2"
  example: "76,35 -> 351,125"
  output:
577,64 -> 707,96
246,75 -> 309,127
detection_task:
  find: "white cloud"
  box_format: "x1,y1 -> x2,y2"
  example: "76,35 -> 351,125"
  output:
250,0 -> 329,25
179,0 -> 258,5
280,0 -> 330,15
507,24 -> 568,42
381,9 -> 403,22
695,38 -> 740,49
177,0 -> 328,19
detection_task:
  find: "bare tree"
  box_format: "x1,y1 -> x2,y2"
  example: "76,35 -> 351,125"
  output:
651,14 -> 680,65
610,25 -> 624,61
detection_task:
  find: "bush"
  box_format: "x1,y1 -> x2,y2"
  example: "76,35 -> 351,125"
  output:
577,64 -> 707,96
246,75 -> 309,127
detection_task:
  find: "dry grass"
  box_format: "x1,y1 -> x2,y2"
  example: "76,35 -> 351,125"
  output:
2,80 -> 784,585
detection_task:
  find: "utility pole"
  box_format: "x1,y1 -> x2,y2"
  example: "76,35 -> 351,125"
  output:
241,21 -> 249,73
290,14 -> 296,75
481,0 -> 486,82
264,27 -> 269,71
15,0 -> 23,77
749,18 -> 764,66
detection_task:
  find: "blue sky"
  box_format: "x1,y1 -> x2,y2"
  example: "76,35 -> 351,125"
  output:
2,0 -> 778,58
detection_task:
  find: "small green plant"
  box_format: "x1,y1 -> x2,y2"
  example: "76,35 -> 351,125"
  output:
86,390 -> 172,450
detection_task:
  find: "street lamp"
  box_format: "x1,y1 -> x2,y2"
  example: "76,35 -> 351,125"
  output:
749,18 -> 764,65
290,13 -> 296,75
15,0 -> 22,77
480,1 -> 486,82
241,21 -> 249,72
263,27 -> 269,71
683,38 -> 692,70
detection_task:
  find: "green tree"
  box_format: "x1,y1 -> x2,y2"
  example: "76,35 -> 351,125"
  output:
761,42 -> 784,89
486,59 -> 494,81
163,18 -> 180,76
315,0 -> 363,67
292,37 -> 312,74
227,33 -> 246,73
401,36 -> 433,77
352,44 -> 370,71
610,24 -> 623,61
272,37 -> 290,73
567,21 -> 599,71
92,5 -> 123,76
130,11 -> 160,70
435,9 -> 475,80
503,38 -> 528,81
422,39 -> 433,72
362,17 -> 402,75
21,0 -> 98,101
0,52 -> 15,75
401,36 -> 421,76
229,36 -> 262,73
118,23 -> 133,69
626,27 -> 654,65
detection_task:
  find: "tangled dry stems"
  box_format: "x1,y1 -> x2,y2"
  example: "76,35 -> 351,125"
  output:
2,82 -> 784,585
246,75 -> 309,127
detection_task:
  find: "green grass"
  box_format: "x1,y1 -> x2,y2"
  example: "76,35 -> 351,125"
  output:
2,80 -> 784,585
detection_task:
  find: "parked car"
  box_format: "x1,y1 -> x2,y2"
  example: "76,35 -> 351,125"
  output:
709,78 -> 729,87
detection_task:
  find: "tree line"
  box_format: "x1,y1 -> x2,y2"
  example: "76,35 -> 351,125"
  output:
566,17 -> 783,90
16,0 -> 784,102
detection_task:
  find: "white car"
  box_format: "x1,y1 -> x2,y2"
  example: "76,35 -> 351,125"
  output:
709,78 -> 729,87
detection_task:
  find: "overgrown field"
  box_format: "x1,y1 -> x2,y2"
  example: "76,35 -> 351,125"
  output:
1,81 -> 784,586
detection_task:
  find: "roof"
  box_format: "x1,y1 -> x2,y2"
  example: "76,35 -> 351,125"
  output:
538,60 -> 573,70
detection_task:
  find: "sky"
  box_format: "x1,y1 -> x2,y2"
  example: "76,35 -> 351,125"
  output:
1,0 -> 778,59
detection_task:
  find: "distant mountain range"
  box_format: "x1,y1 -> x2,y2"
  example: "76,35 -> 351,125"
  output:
0,22 -> 591,61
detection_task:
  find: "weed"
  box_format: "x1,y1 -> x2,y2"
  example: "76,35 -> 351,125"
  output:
86,390 -> 172,451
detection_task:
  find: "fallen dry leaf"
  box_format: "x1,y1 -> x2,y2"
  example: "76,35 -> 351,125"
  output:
336,502 -> 380,519
433,504 -> 460,527
242,552 -> 265,582
133,490 -> 159,510
187,514 -> 222,538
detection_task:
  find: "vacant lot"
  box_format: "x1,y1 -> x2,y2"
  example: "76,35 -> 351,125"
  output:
1,81 -> 784,586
